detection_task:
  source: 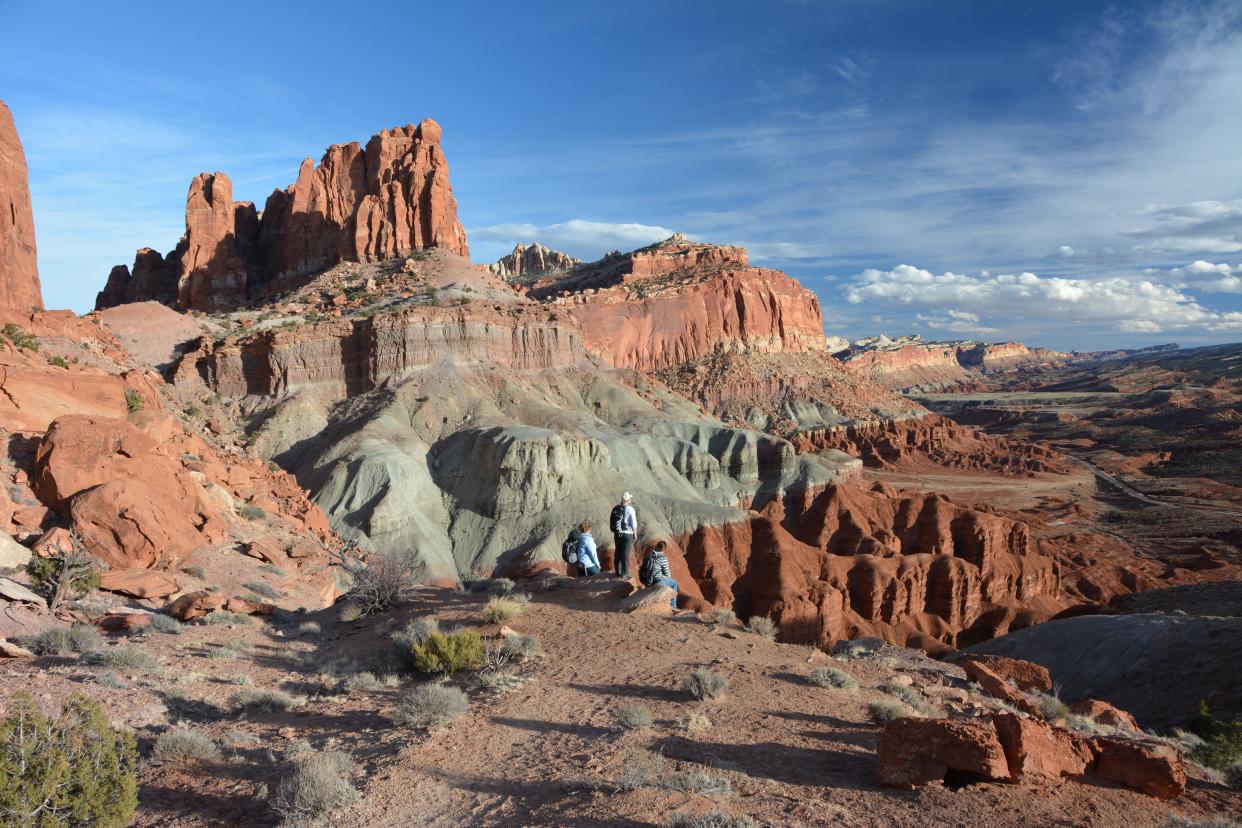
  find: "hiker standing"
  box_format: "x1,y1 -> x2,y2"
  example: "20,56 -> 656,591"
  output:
575,521 -> 601,576
610,492 -> 638,579
639,540 -> 679,609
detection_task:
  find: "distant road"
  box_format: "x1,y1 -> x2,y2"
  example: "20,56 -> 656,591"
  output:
1065,453 -> 1242,518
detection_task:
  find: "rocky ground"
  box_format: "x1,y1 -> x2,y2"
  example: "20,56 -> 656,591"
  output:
3,575 -> 1238,827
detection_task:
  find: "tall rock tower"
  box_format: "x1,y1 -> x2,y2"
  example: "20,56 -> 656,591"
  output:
0,100 -> 43,311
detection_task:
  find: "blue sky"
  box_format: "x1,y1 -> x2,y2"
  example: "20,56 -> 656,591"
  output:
2,0 -> 1240,350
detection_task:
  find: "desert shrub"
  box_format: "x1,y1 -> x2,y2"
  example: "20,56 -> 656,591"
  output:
260,563 -> 285,575
410,630 -> 485,677
1,323 -> 39,351
208,638 -> 252,660
230,674 -> 255,686
476,670 -> 526,697
501,633 -> 541,661
683,669 -> 728,702
681,711 -> 712,735
295,621 -> 321,636
202,609 -> 251,626
612,704 -> 654,730
619,750 -> 666,790
23,623 -> 104,656
89,645 -> 162,674
242,580 -> 281,599
466,577 -> 515,596
481,594 -> 527,623
95,671 -> 130,689
149,614 -> 183,635
808,667 -> 858,690
338,602 -> 364,622
151,725 -> 221,768
394,685 -> 468,728
1034,692 -> 1071,721
390,617 -> 440,670
666,812 -> 757,828
1224,761 -> 1242,791
745,616 -> 777,639
47,355 -> 69,369
269,751 -> 358,826
1164,817 -> 1241,828
1187,702 -> 1242,771
868,699 -> 916,723
25,549 -> 100,611
706,607 -> 738,626
343,672 -> 381,692
0,692 -> 137,827
339,547 -> 421,617
231,688 -> 301,714
182,565 -> 207,579
669,769 -> 733,796
123,388 -> 144,412
238,504 -> 266,521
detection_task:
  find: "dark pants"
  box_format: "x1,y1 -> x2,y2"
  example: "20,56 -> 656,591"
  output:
613,534 -> 634,578
577,563 -> 600,577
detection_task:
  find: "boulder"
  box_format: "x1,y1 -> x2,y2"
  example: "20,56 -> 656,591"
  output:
615,585 -> 677,615
876,717 -> 1010,788
959,659 -> 1043,718
95,610 -> 152,632
954,654 -> 1052,693
0,639 -> 34,658
0,577 -> 46,609
0,532 -> 31,569
98,569 -> 180,599
1091,738 -> 1185,800
991,713 -> 1093,782
1069,699 -> 1141,733
31,527 -> 74,558
168,590 -> 228,621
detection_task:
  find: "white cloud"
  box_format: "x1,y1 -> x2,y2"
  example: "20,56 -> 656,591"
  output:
1166,260 -> 1242,293
915,310 -> 999,335
1126,199 -> 1242,255
469,219 -> 678,262
844,264 -> 1242,334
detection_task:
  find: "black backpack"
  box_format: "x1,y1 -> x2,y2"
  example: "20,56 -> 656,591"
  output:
639,553 -> 659,587
561,535 -> 578,564
609,504 -> 627,534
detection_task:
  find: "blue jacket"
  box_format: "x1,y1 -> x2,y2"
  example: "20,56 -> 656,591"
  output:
576,532 -> 601,569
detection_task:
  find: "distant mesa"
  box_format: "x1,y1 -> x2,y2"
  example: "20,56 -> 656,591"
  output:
0,100 -> 43,312
96,118 -> 468,313
488,242 -> 580,280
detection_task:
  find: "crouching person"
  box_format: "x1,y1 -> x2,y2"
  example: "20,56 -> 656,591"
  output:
575,521 -> 601,576
639,540 -> 678,609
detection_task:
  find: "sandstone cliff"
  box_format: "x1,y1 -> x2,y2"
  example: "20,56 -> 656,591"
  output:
97,119 -> 468,312
489,242 -> 580,280
0,101 -> 42,311
840,335 -> 1069,391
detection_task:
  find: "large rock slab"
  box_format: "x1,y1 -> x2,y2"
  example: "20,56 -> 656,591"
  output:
953,654 -> 1052,693
992,713 -> 1093,782
876,717 -> 1010,788
0,532 -> 31,569
0,100 -> 42,311
1091,738 -> 1185,800
0,577 -> 46,609
99,569 -> 180,599
615,585 -> 676,615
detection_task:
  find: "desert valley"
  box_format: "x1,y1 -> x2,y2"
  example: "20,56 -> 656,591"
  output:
1,11 -> 1241,826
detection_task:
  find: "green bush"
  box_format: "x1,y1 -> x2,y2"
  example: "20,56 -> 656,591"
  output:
1,323 -> 39,351
394,685 -> 468,728
501,634 -> 541,661
1187,702 -> 1242,770
0,692 -> 137,827
410,630 -> 485,677
124,388 -> 144,413
46,355 -> 69,369
868,699 -> 916,723
238,504 -> 266,521
25,554 -> 100,605
683,669 -> 728,701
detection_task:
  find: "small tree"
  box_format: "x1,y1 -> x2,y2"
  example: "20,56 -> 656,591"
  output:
333,546 -> 421,617
25,535 -> 100,613
0,692 -> 138,827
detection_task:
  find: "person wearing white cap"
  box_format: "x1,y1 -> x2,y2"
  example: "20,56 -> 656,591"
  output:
608,492 -> 638,580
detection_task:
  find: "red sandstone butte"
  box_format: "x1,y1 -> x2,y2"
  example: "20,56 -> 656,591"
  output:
0,100 -> 43,311
98,118 -> 468,312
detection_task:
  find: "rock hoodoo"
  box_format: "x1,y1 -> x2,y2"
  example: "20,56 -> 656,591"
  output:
97,119 -> 469,312
0,100 -> 43,312
489,242 -> 580,280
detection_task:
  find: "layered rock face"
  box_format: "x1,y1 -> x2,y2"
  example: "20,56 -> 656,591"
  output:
839,335 -> 1068,391
0,101 -> 42,311
667,483 -> 1063,652
176,302 -> 584,398
97,119 -> 468,312
526,236 -> 827,373
489,242 -> 580,280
